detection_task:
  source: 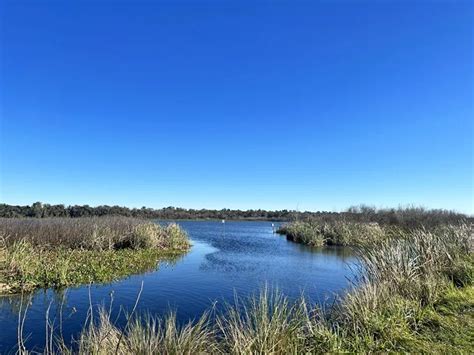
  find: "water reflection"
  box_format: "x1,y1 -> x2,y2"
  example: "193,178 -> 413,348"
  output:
0,221 -> 358,352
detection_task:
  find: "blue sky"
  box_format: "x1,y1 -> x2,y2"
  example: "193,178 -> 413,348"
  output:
1,1 -> 473,213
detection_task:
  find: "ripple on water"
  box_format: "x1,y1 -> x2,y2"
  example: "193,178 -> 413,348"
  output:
0,221 -> 358,352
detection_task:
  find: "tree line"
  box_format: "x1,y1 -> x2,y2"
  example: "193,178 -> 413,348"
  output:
0,202 -> 470,227
0,202 -> 305,220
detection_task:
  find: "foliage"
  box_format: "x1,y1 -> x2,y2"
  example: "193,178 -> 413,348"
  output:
1,202 -> 471,225
0,202 -> 296,220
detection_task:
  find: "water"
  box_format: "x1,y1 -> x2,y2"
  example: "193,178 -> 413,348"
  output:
0,221 -> 357,352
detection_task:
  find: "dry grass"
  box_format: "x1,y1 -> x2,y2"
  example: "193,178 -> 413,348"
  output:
0,218 -> 190,293
0,217 -> 190,251
277,220 -> 386,246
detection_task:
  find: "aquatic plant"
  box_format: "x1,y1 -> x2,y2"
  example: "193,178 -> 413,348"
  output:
0,218 -> 190,293
0,217 -> 190,252
277,220 -> 386,246
1,240 -> 185,292
13,223 -> 474,353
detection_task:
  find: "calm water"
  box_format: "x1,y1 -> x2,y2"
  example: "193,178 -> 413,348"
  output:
0,221 -> 357,353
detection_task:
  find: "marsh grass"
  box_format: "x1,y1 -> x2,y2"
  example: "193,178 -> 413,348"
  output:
0,217 -> 190,293
16,285 -> 474,354
278,205 -> 472,248
13,223 -> 474,354
217,287 -> 311,354
0,217 -> 190,251
2,242 -> 183,291
354,224 -> 472,302
332,223 -> 474,352
65,309 -> 219,355
277,220 -> 386,246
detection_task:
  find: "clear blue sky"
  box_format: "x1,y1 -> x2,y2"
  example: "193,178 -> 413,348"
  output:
1,1 -> 473,213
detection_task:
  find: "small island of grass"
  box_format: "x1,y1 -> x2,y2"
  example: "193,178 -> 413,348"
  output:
0,217 -> 190,294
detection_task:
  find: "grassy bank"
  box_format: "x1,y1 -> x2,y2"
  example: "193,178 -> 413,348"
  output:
19,223 -> 473,354
276,206 -> 472,247
0,217 -> 190,293
276,220 -> 387,246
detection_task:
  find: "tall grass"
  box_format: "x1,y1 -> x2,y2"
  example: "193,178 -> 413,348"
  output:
277,220 -> 386,246
0,217 -> 190,251
61,309 -> 219,355
354,224 -> 472,303
344,205 -> 471,230
0,218 -> 190,293
333,223 -> 473,352
278,205 -> 472,247
217,287 -> 310,354
14,223 -> 474,353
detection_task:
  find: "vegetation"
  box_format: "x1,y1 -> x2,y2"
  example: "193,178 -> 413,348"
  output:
58,309 -> 219,355
0,202 -> 296,220
277,220 -> 386,246
305,205 -> 471,230
277,206 -> 472,247
2,202 -> 470,224
0,217 -> 190,293
17,223 -> 474,353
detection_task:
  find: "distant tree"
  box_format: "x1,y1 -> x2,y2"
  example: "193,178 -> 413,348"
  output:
31,202 -> 43,218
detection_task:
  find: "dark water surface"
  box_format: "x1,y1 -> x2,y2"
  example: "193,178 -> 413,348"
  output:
0,221 -> 357,352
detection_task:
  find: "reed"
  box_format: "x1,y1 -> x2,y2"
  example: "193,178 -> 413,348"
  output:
217,287 -> 311,354
0,217 -> 190,293
277,220 -> 386,246
60,309 -> 219,355
14,223 -> 474,353
0,217 -> 190,251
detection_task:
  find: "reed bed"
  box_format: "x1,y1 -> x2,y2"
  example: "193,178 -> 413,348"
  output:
15,223 -> 474,354
0,217 -> 190,293
277,220 -> 386,246
0,217 -> 189,251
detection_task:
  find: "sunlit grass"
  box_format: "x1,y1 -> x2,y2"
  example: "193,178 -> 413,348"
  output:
13,222 -> 474,353
0,217 -> 190,293
277,220 -> 386,246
